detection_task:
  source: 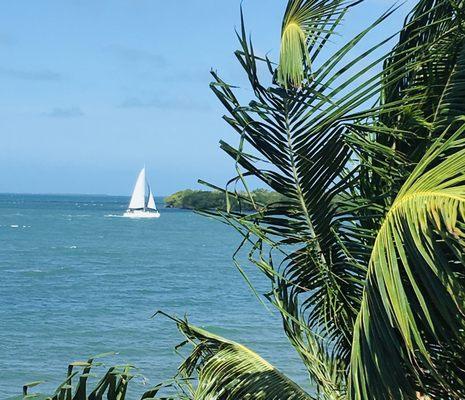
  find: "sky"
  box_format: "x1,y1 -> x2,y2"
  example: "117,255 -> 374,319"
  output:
0,0 -> 416,195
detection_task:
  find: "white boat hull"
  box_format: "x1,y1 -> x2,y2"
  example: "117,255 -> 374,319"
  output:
123,209 -> 160,219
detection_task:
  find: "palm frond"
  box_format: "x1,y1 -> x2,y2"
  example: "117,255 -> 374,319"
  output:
350,120 -> 465,399
168,314 -> 314,400
277,0 -> 351,88
368,0 -> 465,187
14,354 -> 180,400
433,39 -> 465,131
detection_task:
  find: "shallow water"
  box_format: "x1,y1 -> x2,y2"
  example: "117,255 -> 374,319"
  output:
0,194 -> 308,398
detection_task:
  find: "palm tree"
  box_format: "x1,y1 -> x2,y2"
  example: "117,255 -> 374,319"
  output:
172,0 -> 465,398
18,0 -> 465,399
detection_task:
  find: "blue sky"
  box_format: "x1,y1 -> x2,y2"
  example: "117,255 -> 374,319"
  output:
0,0 -> 415,195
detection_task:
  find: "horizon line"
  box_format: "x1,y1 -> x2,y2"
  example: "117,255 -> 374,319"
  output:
0,191 -> 169,197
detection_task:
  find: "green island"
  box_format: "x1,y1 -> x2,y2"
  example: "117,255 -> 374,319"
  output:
164,188 -> 286,211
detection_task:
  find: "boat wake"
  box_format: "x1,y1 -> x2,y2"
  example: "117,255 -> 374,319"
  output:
0,224 -> 32,229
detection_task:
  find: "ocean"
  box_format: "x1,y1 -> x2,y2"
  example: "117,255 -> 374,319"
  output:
0,194 -> 307,399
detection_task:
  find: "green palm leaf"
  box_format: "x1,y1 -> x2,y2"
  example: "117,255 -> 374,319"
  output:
350,120 -> 465,399
434,39 -> 465,131
172,316 -> 314,400
372,0 -> 465,183
277,0 -> 349,88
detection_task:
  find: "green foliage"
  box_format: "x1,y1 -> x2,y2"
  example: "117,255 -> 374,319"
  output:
164,189 -> 286,211
169,314 -> 314,400
350,122 -> 465,399
277,0 -> 351,88
11,354 -> 149,400
190,0 -> 465,398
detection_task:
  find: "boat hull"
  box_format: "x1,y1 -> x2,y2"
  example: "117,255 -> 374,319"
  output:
123,209 -> 160,219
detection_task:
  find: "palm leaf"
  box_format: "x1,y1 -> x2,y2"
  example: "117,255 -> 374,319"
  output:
433,39 -> 465,131
16,355 -> 150,400
350,120 -> 465,399
277,0 -> 351,88
169,315 -> 314,400
368,0 -> 465,191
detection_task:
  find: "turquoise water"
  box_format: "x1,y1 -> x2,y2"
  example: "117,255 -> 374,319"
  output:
0,194 -> 307,399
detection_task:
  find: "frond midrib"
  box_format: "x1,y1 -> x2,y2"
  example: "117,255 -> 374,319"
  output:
385,190 -> 465,223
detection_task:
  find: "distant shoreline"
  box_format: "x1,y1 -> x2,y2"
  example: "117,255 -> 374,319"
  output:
164,189 -> 285,211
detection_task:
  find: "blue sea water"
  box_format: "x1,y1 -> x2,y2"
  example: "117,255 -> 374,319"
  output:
0,194 -> 308,399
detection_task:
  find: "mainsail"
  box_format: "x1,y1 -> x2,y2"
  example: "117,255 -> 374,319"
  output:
128,168 -> 146,210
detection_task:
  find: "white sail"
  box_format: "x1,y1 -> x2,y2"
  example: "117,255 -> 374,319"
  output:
128,168 -> 146,209
124,167 -> 160,218
147,188 -> 156,210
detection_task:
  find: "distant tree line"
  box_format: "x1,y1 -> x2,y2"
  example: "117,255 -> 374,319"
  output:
164,189 -> 286,211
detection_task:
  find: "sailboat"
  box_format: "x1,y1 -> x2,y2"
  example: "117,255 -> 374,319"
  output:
123,167 -> 160,218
